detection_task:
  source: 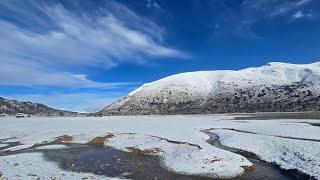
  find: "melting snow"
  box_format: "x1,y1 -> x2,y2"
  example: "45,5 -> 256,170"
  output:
0,153 -> 121,180
0,115 -> 319,178
212,129 -> 320,179
106,133 -> 251,178
35,144 -> 68,150
0,144 -> 8,148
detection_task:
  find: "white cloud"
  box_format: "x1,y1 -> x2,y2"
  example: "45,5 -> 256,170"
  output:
292,10 -> 312,19
146,0 -> 161,9
0,55 -> 133,88
0,0 -> 186,88
215,0 -> 315,38
269,1 -> 312,17
293,11 -> 304,18
296,0 -> 312,6
241,0 -> 313,18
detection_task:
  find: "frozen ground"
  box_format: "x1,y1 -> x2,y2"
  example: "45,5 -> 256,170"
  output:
0,144 -> 7,148
211,129 -> 320,179
0,115 -> 319,179
35,144 -> 68,150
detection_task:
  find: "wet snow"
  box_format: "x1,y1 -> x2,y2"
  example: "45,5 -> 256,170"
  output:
0,115 -> 319,179
0,152 -> 121,180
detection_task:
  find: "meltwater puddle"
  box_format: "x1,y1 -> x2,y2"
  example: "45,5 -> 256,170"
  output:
39,144 -> 213,180
0,139 -> 210,179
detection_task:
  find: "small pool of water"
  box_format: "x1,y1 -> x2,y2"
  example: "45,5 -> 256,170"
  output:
41,144 -> 212,180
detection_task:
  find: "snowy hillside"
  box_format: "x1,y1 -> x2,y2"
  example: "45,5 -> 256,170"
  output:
0,97 -> 79,116
99,62 -> 320,115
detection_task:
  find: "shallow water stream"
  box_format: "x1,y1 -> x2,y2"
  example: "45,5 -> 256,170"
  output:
202,130 -> 313,180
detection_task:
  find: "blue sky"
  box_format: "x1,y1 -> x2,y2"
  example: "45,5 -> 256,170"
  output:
0,0 -> 319,112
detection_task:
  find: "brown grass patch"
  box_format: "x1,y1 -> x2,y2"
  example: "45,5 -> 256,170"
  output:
126,147 -> 162,155
241,165 -> 254,172
32,135 -> 73,148
86,134 -> 114,147
52,135 -> 73,143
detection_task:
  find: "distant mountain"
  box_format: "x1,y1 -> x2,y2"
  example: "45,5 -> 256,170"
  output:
0,97 -> 79,116
98,62 -> 320,115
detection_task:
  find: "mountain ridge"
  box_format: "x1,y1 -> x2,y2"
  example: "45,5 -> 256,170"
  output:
98,62 -> 320,115
0,97 -> 79,116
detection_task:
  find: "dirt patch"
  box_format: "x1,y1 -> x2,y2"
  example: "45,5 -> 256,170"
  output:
126,147 -> 162,155
86,135 -> 114,147
32,135 -> 73,148
52,135 -> 73,143
241,165 -> 254,172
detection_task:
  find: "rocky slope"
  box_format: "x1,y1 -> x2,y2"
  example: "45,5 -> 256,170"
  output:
0,97 -> 78,116
99,62 -> 320,115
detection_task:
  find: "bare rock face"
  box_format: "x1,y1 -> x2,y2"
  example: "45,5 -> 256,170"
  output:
0,97 -> 78,116
98,62 -> 320,115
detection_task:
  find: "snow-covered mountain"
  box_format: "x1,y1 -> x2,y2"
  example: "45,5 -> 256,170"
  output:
0,97 -> 79,116
99,62 -> 320,115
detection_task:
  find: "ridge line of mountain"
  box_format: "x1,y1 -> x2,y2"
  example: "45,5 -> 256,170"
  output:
98,62 -> 320,115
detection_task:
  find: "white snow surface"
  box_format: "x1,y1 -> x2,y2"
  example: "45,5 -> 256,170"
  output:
127,62 -> 320,98
0,115 -> 319,178
0,152 -> 120,180
0,144 -> 8,148
35,144 -> 68,150
106,133 -> 251,178
212,129 -> 320,179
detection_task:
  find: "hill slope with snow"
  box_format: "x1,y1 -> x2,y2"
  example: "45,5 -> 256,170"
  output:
0,97 -> 79,116
99,62 -> 320,115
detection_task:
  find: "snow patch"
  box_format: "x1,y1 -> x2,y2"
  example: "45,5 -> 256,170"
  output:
0,116 -> 319,178
105,133 -> 252,178
36,144 -> 68,150
0,144 -> 8,148
212,129 -> 320,179
0,152 -> 121,180
126,62 -> 320,98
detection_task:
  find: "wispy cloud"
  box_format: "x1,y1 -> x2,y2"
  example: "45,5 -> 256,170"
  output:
0,58 -> 133,88
211,0 -> 315,39
146,0 -> 161,9
296,0 -> 313,6
292,10 -> 312,19
293,11 -> 304,18
0,0 -> 185,88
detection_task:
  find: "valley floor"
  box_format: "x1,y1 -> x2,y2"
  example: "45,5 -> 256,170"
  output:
0,114 -> 319,179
